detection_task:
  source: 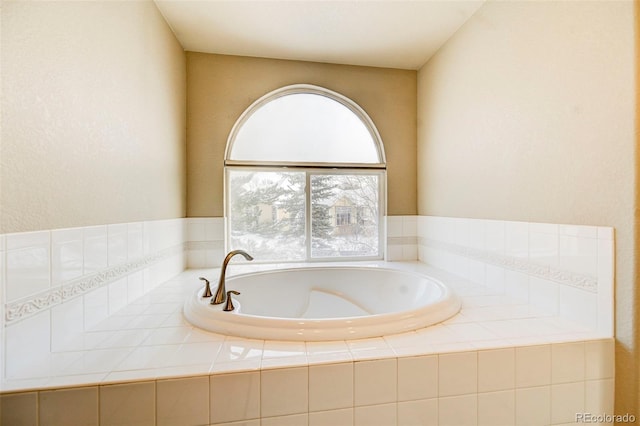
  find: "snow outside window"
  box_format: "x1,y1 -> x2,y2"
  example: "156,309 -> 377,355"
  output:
225,85 -> 386,262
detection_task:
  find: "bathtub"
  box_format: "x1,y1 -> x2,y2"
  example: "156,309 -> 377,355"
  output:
183,265 -> 461,341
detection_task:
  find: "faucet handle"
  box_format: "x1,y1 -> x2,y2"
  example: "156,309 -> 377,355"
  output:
199,277 -> 212,298
223,290 -> 241,312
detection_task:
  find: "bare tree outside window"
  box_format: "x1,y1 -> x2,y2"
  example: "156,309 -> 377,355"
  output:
227,171 -> 306,261
225,85 -> 386,262
311,174 -> 379,258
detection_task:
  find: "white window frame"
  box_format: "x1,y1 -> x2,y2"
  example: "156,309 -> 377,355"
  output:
224,84 -> 387,263
225,84 -> 386,168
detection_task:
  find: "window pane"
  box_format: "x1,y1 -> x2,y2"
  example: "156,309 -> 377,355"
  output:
311,174 -> 380,258
230,93 -> 380,164
227,170 -> 306,261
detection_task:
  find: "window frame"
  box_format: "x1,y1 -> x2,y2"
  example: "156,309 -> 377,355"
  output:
224,85 -> 387,263
225,167 -> 386,263
225,84 -> 386,169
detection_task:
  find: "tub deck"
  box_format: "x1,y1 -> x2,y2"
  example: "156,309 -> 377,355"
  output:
0,261 -> 607,393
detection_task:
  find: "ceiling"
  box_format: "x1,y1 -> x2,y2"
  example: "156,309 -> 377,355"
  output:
154,1 -> 485,70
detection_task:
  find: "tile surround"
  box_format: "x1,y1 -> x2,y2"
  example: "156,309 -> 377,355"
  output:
439,394 -> 478,426
5,231 -> 51,302
210,371 -> 260,424
410,215 -> 614,335
354,358 -> 397,406
186,217 -> 225,269
438,351 -> 477,397
516,386 -> 552,425
397,355 -> 438,401
478,348 -> 515,392
0,215 -> 616,425
309,407 -> 354,426
354,402 -> 397,426
309,362 -> 353,412
261,367 -> 309,417
99,381 -> 155,426
157,376 -> 210,426
39,386 -> 99,426
0,265 -> 615,425
516,345 -> 552,388
397,399 -> 438,426
3,219 -> 187,327
478,390 -> 515,426
1,391 -> 38,426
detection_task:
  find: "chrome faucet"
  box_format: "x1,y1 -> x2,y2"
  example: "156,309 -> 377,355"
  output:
211,250 -> 253,305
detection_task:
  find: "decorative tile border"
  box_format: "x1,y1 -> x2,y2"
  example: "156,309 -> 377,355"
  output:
4,217 -> 602,325
4,290 -> 63,324
5,244 -> 185,324
419,238 -> 598,292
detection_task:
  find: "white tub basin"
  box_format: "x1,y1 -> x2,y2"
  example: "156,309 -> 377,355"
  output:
183,266 -> 460,341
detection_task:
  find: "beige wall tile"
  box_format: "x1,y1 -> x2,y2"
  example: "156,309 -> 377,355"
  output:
260,413 -> 308,426
261,367 -> 308,418
551,382 -> 584,424
516,345 -> 551,388
100,381 -> 155,426
309,362 -> 353,412
397,399 -> 438,426
478,390 -> 515,426
515,386 -> 550,426
40,387 -> 99,426
354,403 -> 397,426
210,371 -> 260,424
309,408 -> 354,426
157,376 -> 209,426
354,358 -> 397,406
1,392 -> 37,426
585,339 -> 615,380
552,342 -> 585,384
478,348 -> 515,392
398,355 -> 438,401
438,394 -> 476,426
438,351 -> 477,397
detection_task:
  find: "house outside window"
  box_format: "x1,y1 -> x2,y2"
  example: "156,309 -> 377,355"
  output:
225,84 -> 386,262
335,206 -> 351,226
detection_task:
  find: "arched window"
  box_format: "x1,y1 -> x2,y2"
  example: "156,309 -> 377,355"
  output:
225,84 -> 386,262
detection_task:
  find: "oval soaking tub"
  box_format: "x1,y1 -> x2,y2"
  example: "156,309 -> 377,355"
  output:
183,266 -> 461,341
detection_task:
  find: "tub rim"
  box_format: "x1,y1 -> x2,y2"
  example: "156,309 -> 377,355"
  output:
183,264 -> 462,341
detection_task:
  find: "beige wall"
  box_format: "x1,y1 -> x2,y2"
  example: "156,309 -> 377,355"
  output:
1,1 -> 186,234
186,53 -> 416,217
418,0 -> 637,414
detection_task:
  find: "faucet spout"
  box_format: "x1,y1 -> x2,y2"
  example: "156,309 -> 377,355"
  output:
212,250 -> 253,305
